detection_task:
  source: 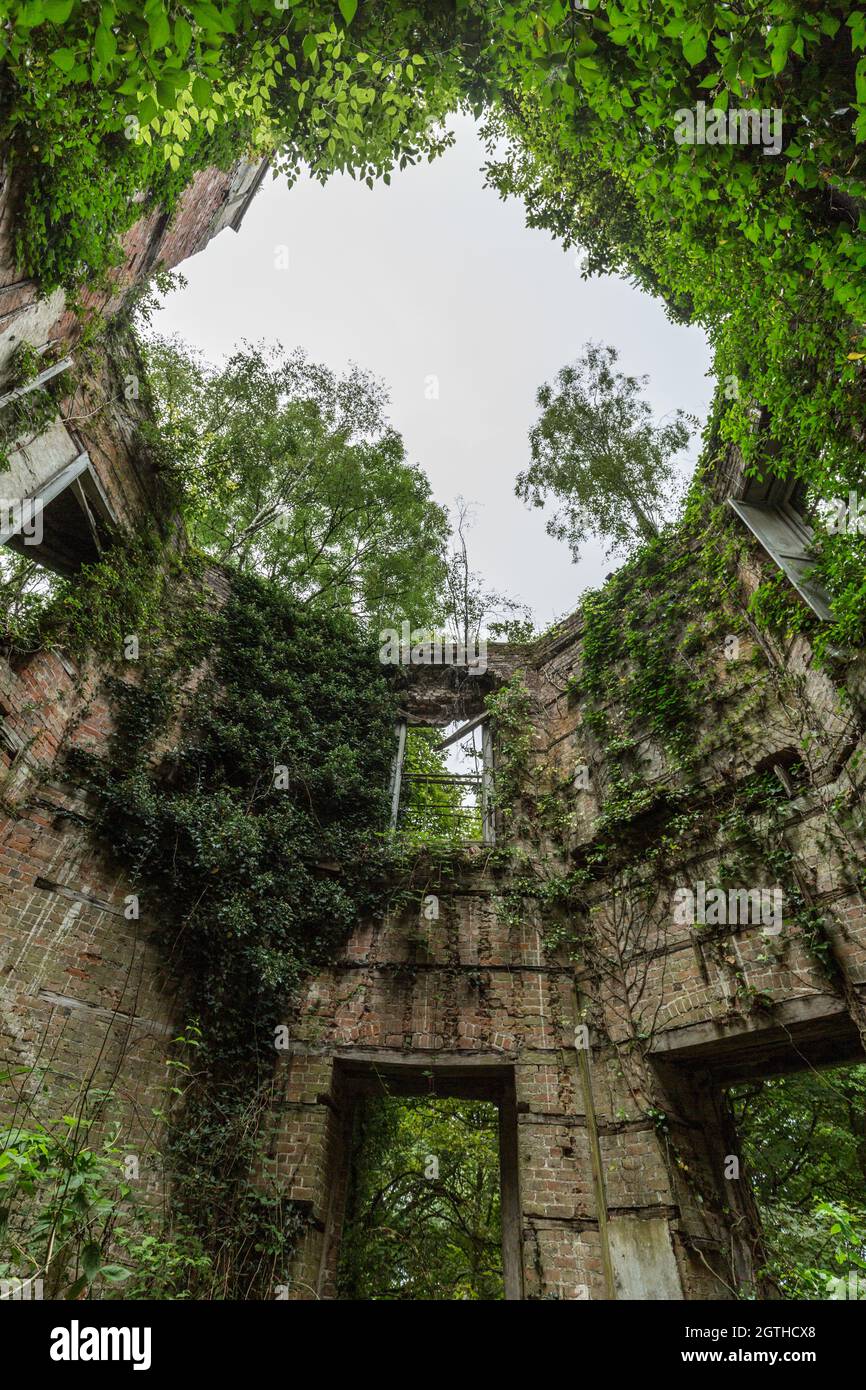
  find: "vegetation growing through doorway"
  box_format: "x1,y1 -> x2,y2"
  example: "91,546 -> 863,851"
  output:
730,1064 -> 866,1299
337,1095 -> 503,1300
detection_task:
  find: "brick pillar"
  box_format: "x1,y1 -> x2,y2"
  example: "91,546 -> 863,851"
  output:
263,1052 -> 344,1300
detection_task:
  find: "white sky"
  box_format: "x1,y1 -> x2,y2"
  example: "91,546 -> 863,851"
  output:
152,114 -> 713,628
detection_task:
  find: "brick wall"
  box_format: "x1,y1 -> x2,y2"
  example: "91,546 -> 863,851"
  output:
7,524 -> 865,1296
1,147 -> 864,1301
0,159 -> 258,382
266,560 -> 866,1300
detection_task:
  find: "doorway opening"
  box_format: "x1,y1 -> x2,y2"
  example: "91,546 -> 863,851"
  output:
727,1060 -> 866,1299
337,1094 -> 503,1300
329,1060 -> 521,1300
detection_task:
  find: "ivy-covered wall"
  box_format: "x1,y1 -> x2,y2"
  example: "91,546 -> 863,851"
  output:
272,472 -> 866,1301
5,377 -> 866,1298
4,0 -> 866,1292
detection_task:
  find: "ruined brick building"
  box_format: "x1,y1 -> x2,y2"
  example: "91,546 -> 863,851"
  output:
2,156 -> 865,1301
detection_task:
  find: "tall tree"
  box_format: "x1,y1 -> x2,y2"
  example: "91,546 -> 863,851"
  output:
143,336 -> 449,629
517,343 -> 695,561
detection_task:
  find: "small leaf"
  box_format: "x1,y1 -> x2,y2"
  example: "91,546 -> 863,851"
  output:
192,75 -> 212,107
94,25 -> 117,63
174,17 -> 193,59
82,1242 -> 101,1281
148,6 -> 171,51
683,31 -> 708,66
44,0 -> 74,21
339,0 -> 358,22
51,47 -> 75,71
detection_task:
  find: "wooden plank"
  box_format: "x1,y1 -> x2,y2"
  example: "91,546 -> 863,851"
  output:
0,355 -> 72,411
482,719 -> 495,845
389,718 -> 407,829
435,711 -> 487,750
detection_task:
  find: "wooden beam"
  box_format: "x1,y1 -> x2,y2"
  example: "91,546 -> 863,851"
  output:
389,719 -> 407,829
0,356 -> 72,411
435,711 -> 487,750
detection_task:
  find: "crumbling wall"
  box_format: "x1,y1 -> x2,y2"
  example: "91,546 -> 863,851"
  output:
0,158 -> 264,380
0,155 -> 264,1205
1,147 -> 865,1300
272,552 -> 866,1300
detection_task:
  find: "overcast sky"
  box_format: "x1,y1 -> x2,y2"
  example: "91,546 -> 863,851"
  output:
152,114 -> 713,628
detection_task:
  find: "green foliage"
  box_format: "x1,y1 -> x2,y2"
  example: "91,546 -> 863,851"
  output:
7,0 -> 866,656
13,97 -> 248,291
113,1223 -> 214,1301
0,552 -> 57,646
337,1095 -> 503,1301
69,568 -> 398,1295
0,342 -> 64,468
0,527 -> 200,662
518,342 -> 695,558
0,0 -> 461,289
731,1066 -> 866,1299
142,336 -> 449,629
485,673 -> 534,821
577,536 -> 726,762
9,0 -> 866,357
809,529 -> 866,657
0,1111 -> 131,1298
748,564 -> 815,645
7,0 -> 866,1303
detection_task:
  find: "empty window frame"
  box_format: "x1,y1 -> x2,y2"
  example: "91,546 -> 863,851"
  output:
727,474 -> 832,621
1,450 -> 117,577
389,714 -> 495,846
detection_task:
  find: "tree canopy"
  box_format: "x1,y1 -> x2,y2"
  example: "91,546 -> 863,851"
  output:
517,342 -> 695,560
144,335 -> 449,628
731,1065 -> 866,1299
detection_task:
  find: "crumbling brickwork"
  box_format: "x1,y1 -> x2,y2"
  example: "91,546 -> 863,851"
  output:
0,157 -> 259,1207
2,156 -> 865,1301
5,458 -> 866,1297
0,157 -> 264,380
266,575 -> 866,1300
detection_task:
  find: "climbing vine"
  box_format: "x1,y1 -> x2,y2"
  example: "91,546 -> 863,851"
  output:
64,567 -> 399,1295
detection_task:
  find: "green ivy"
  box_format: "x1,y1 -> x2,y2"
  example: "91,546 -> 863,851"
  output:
66,567 -> 399,1296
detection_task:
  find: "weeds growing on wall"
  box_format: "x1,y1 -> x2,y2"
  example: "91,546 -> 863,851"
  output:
485,488 -> 858,1012
0,525 -> 193,665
